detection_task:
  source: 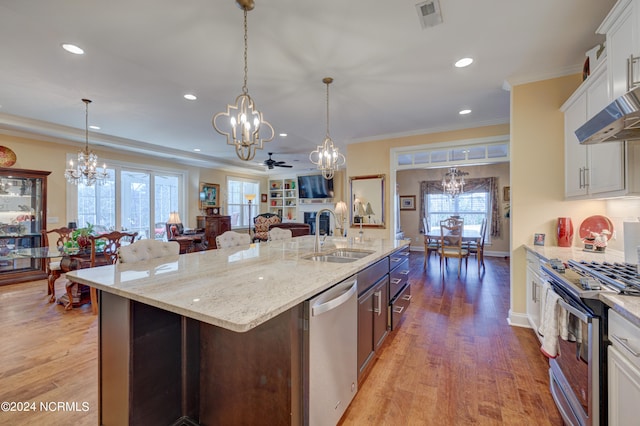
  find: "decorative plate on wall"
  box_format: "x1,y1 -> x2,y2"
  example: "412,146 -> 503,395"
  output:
0,146 -> 16,167
579,215 -> 614,240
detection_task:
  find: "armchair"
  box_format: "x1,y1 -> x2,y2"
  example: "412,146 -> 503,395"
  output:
252,213 -> 281,242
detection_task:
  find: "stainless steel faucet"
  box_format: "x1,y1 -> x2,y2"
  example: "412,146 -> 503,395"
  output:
314,208 -> 338,253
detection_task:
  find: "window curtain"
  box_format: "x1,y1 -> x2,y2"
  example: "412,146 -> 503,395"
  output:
419,177 -> 501,237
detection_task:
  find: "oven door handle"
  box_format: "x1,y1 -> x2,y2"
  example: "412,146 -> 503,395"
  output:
557,298 -> 590,323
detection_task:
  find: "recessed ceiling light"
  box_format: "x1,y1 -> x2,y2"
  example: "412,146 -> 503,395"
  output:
89,125 -> 100,130
61,43 -> 84,55
454,57 -> 473,68
459,109 -> 472,115
279,133 -> 287,137
184,93 -> 197,101
193,148 -> 201,152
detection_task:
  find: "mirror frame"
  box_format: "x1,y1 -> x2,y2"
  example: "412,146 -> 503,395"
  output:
350,174 -> 385,228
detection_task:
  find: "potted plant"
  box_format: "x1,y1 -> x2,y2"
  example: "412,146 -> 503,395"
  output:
64,223 -> 95,251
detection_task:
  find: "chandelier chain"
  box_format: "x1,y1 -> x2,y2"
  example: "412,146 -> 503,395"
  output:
242,9 -> 248,95
325,81 -> 330,138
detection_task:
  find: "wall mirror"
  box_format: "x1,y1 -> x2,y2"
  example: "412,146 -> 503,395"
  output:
350,174 -> 385,228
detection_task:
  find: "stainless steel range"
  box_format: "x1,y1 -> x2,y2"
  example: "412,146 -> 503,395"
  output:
540,259 -> 639,426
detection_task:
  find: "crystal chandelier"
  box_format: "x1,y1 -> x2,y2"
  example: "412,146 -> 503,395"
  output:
212,0 -> 274,161
309,77 -> 346,180
64,99 -> 109,186
442,167 -> 468,198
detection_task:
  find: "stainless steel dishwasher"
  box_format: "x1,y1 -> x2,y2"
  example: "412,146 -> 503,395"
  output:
304,276 -> 358,426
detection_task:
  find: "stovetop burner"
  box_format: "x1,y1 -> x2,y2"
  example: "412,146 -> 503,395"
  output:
568,260 -> 640,295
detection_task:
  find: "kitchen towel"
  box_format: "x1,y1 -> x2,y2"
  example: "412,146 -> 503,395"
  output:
539,282 -> 565,358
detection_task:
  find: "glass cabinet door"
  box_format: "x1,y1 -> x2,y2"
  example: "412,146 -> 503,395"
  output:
0,168 -> 50,285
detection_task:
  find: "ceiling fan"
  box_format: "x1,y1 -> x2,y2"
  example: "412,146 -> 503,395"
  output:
263,153 -> 292,169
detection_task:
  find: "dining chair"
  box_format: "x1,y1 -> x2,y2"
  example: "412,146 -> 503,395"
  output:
467,217 -> 487,270
64,231 -> 138,313
215,231 -> 251,249
118,238 -> 180,263
44,227 -> 75,302
268,227 -> 293,241
422,217 -> 440,268
438,217 -> 469,277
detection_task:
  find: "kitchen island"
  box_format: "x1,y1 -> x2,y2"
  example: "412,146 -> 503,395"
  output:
66,236 -> 409,425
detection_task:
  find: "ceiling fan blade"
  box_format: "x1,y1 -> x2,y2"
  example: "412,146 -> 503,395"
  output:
276,164 -> 293,168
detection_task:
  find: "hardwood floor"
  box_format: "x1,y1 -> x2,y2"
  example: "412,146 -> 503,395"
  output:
0,253 -> 561,425
341,253 -> 562,426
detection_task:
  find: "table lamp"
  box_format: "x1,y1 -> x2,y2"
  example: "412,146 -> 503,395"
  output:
334,201 -> 347,237
167,211 -> 182,239
365,202 -> 374,224
244,194 -> 256,236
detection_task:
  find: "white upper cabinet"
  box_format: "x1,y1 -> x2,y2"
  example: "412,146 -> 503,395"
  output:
562,63 -> 625,198
562,0 -> 640,200
598,0 -> 639,98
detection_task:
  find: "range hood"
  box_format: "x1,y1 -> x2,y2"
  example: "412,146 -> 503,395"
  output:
575,85 -> 640,144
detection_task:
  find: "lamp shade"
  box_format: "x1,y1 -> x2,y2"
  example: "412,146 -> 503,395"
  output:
365,202 -> 374,216
335,201 -> 348,217
244,193 -> 256,202
167,212 -> 182,224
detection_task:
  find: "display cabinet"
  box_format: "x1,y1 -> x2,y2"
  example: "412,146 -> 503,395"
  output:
268,178 -> 298,221
0,168 -> 50,285
196,215 -> 231,249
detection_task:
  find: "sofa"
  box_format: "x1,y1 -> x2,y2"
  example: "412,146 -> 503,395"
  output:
269,222 -> 311,237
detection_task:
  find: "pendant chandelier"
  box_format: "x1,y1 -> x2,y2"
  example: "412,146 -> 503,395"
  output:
442,167 -> 468,198
212,0 -> 274,161
64,99 -> 109,186
309,77 -> 346,180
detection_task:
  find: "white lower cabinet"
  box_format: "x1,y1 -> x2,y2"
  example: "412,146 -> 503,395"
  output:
525,251 -> 544,341
608,309 -> 640,425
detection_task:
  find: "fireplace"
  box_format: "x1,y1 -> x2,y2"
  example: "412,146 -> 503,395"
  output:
304,212 -> 330,236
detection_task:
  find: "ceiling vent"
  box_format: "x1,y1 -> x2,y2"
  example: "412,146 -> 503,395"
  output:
415,0 -> 443,29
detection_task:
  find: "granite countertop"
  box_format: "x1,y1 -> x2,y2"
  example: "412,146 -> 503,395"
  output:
524,244 -> 640,327
66,236 -> 410,332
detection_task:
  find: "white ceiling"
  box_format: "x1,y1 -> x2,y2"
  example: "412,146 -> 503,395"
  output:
0,0 -> 616,174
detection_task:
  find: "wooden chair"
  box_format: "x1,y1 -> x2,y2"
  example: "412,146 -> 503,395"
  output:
44,227 -> 74,302
252,213 -> 281,242
422,217 -> 440,268
64,231 -> 138,313
268,227 -> 292,241
438,217 -> 469,277
215,231 -> 251,249
467,217 -> 487,270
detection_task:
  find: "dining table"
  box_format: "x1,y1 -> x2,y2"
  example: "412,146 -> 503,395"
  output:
12,246 -> 106,306
425,228 -> 481,242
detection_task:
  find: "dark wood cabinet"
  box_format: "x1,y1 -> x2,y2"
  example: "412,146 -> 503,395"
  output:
196,215 -> 231,249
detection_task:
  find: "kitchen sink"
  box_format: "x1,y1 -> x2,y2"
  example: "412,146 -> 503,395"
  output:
301,249 -> 375,263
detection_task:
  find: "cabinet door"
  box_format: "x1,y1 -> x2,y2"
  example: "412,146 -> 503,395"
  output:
372,277 -> 389,351
357,288 -> 375,377
525,266 -> 542,338
608,345 -> 640,425
564,94 -> 588,198
585,69 -> 626,195
606,1 -> 637,99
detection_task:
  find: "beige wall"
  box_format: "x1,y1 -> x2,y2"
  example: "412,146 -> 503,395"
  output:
346,124 -> 510,240
1,133 -> 268,230
509,76 -> 606,321
396,163 -> 510,254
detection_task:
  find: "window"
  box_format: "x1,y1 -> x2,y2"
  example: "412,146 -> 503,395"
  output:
70,158 -> 184,240
425,192 -> 489,238
227,177 -> 260,229
420,176 -> 501,243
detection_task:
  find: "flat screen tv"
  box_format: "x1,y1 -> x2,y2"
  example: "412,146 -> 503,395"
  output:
297,174 -> 334,199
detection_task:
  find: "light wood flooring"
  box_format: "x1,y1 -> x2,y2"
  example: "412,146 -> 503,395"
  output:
0,253 -> 561,425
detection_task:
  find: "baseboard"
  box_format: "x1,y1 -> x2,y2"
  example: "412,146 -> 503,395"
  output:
507,309 -> 530,328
